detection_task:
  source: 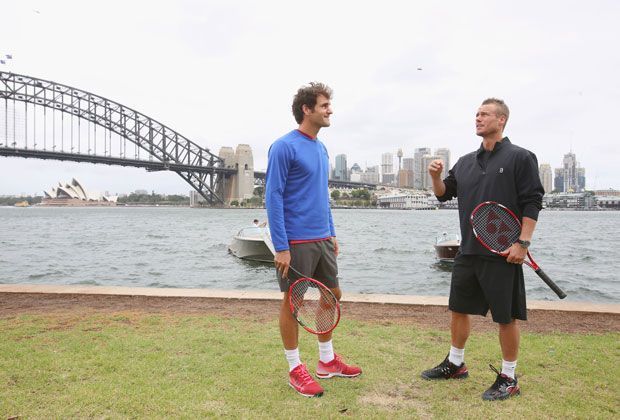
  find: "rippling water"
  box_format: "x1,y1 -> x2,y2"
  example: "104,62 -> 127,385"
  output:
0,206 -> 618,303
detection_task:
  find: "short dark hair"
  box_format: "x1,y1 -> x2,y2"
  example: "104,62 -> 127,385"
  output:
482,98 -> 510,129
292,82 -> 333,124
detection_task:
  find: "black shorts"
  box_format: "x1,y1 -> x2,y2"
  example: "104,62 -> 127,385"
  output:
448,254 -> 527,324
277,240 -> 339,292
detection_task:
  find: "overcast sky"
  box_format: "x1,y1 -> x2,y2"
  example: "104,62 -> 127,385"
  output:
1,0 -> 618,195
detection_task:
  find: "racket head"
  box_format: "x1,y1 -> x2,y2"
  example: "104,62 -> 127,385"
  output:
288,277 -> 340,335
470,201 -> 521,254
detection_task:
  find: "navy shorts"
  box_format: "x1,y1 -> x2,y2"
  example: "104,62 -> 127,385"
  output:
448,254 -> 527,324
277,240 -> 339,292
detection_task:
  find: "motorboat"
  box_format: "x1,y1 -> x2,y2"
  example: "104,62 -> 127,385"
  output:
434,232 -> 460,263
228,226 -> 275,263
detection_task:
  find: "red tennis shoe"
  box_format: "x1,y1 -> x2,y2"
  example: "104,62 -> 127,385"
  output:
316,354 -> 362,379
289,364 -> 324,397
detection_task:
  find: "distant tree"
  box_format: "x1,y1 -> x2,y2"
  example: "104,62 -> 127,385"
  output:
331,190 -> 341,200
230,200 -> 239,207
253,186 -> 264,197
341,192 -> 349,199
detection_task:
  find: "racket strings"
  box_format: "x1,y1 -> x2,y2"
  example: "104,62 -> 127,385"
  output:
290,279 -> 338,333
472,204 -> 521,252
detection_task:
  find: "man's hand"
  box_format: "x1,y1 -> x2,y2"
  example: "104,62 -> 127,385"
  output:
428,159 -> 444,180
428,159 -> 446,197
502,243 -> 527,264
274,250 -> 291,279
332,237 -> 339,257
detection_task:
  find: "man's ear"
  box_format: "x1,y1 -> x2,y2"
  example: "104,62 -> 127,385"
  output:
302,104 -> 312,115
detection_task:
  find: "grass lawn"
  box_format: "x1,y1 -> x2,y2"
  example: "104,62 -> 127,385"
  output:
1,311 -> 618,418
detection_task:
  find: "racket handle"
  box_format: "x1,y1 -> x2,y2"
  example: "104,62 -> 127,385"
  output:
534,268 -> 567,299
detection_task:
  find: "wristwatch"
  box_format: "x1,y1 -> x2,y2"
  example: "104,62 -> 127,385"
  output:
516,239 -> 531,249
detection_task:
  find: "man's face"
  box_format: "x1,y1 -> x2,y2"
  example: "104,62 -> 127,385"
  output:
475,104 -> 505,137
304,94 -> 333,127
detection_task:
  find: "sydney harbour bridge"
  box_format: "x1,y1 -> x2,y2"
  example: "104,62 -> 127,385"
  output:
0,72 -> 375,205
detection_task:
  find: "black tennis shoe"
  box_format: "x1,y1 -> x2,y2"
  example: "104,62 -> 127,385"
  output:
482,364 -> 520,401
421,355 -> 469,380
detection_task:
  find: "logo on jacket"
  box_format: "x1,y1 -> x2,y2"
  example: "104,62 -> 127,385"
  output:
499,168 -> 504,173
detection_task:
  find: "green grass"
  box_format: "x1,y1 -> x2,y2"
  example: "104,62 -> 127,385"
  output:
1,312 -> 618,418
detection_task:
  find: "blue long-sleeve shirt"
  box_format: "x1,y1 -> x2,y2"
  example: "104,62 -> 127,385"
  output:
265,130 -> 336,252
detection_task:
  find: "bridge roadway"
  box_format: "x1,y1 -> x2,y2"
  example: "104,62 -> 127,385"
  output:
0,146 -> 377,190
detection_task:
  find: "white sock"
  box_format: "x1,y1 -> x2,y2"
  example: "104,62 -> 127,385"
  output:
448,346 -> 465,366
501,359 -> 517,379
284,348 -> 301,372
318,340 -> 335,363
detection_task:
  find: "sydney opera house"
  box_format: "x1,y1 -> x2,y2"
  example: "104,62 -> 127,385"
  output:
42,178 -> 118,206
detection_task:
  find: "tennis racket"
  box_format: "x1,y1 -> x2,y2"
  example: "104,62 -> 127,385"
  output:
287,266 -> 341,335
470,201 -> 567,299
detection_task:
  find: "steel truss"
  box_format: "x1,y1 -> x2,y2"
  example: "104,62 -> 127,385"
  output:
0,71 -> 233,204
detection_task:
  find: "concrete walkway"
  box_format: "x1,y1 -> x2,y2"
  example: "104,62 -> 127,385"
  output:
1,284 -> 618,314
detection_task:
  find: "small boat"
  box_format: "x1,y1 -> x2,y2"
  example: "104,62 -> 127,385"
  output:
434,232 -> 460,263
228,226 -> 275,263
14,200 -> 30,207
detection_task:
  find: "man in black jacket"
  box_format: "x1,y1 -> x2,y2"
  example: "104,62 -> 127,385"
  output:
421,98 -> 544,401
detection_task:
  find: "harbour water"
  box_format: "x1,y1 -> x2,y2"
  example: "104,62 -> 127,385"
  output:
0,207 -> 618,303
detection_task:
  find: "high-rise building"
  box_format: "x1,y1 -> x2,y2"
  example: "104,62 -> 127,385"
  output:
421,154 -> 440,190
349,163 -> 362,182
381,152 -> 394,184
397,169 -> 414,187
335,154 -> 348,181
577,167 -> 586,191
403,157 -> 414,172
554,168 -> 564,192
434,148 -> 451,180
557,151 -> 585,192
539,163 -> 553,193
414,148 -> 431,189
361,165 -> 380,184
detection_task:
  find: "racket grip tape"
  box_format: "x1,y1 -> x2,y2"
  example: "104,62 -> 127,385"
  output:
535,268 -> 567,299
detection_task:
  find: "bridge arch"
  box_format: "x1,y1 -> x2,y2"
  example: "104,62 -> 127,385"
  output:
0,71 -> 234,204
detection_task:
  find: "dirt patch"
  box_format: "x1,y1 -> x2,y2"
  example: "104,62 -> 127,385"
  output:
0,293 -> 618,334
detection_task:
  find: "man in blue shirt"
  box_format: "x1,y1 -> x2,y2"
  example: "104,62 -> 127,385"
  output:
266,82 -> 361,398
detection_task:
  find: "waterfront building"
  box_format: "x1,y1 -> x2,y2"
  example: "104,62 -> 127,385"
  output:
428,194 -> 459,209
594,189 -> 620,197
42,178 -> 117,206
596,195 -> 620,209
376,192 -> 434,209
335,154 -> 348,181
539,163 -> 553,193
543,192 -> 595,209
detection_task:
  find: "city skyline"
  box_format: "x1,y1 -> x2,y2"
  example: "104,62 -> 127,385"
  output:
1,1 -> 619,194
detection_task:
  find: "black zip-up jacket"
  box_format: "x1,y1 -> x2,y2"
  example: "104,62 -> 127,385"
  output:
437,137 -> 544,256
